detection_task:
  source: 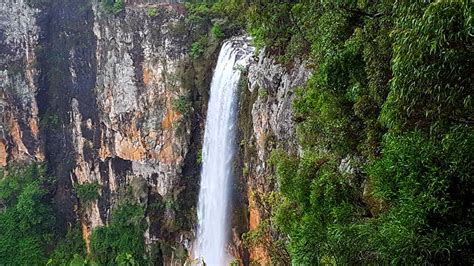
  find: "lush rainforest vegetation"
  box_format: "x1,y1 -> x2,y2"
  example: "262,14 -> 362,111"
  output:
0,164 -> 93,265
1,0 -> 472,265
0,164 -> 145,265
188,0 -> 473,264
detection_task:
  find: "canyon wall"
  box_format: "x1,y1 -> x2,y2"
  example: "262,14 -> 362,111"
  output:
1,0 -> 212,262
1,0 -> 309,264
235,52 -> 310,264
0,0 -> 43,168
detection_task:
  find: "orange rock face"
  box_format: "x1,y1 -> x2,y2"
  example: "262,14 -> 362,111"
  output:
0,91 -> 41,167
162,109 -> 179,130
81,221 -> 91,254
143,67 -> 152,86
247,189 -> 271,265
114,130 -> 147,161
0,140 -> 7,167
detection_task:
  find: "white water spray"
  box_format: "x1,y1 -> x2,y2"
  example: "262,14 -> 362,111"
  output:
196,38 -> 253,265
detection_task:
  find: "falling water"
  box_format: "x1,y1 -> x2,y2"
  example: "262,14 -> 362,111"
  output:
196,38 -> 253,265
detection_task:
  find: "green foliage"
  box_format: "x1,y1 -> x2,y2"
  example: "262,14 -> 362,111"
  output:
269,149 -> 364,264
172,95 -> 192,115
0,164 -> 96,264
270,134 -> 471,264
115,253 -> 138,265
381,1 -> 473,132
233,64 -> 247,73
293,16 -> 368,154
0,164 -> 56,264
190,41 -> 205,59
242,165 -> 248,177
257,87 -> 268,99
211,23 -> 224,39
76,182 -> 101,204
48,228 -> 87,265
40,112 -> 61,129
90,203 -> 146,265
365,127 -> 474,263
196,148 -> 203,164
64,254 -> 98,266
185,0 -> 247,26
113,0 -> 125,14
246,2 -> 299,54
102,0 -> 124,14
146,7 -> 158,18
236,1 -> 474,265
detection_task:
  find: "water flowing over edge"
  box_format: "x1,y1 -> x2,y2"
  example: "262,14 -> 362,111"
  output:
194,37 -> 254,266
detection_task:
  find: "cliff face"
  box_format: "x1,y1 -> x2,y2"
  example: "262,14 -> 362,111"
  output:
1,0 -> 309,264
0,0 -> 43,167
77,3 -> 196,250
1,0 -> 207,261
236,52 -> 310,264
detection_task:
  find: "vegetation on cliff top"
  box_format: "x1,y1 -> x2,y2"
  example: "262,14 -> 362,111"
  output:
189,0 -> 473,264
2,0 -> 472,265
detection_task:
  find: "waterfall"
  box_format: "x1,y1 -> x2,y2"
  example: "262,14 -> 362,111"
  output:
196,38 -> 253,265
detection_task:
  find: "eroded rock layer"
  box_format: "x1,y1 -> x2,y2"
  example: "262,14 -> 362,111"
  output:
1,1 -> 205,260
0,0 -> 43,167
236,52 -> 310,264
1,1 -> 310,264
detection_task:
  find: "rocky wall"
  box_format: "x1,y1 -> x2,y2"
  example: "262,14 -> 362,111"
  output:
1,0 -> 212,262
0,0 -> 43,167
236,51 -> 310,264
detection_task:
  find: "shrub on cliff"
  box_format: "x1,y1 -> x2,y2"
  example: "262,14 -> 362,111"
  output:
76,182 -> 101,205
101,0 -> 125,14
90,203 -> 146,264
147,7 -> 159,18
190,41 -> 205,59
211,24 -> 224,39
172,95 -> 192,115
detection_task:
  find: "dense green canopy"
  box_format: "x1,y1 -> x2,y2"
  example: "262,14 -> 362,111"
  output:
187,0 -> 473,264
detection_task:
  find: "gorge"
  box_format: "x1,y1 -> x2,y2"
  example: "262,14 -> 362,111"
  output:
0,0 -> 472,265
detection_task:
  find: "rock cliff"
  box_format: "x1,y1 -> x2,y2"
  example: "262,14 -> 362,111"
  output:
0,0 -> 42,167
1,0 -> 309,264
235,51 -> 310,264
1,0 -> 210,261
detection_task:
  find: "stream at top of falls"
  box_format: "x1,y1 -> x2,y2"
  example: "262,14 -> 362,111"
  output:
195,38 -> 254,266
